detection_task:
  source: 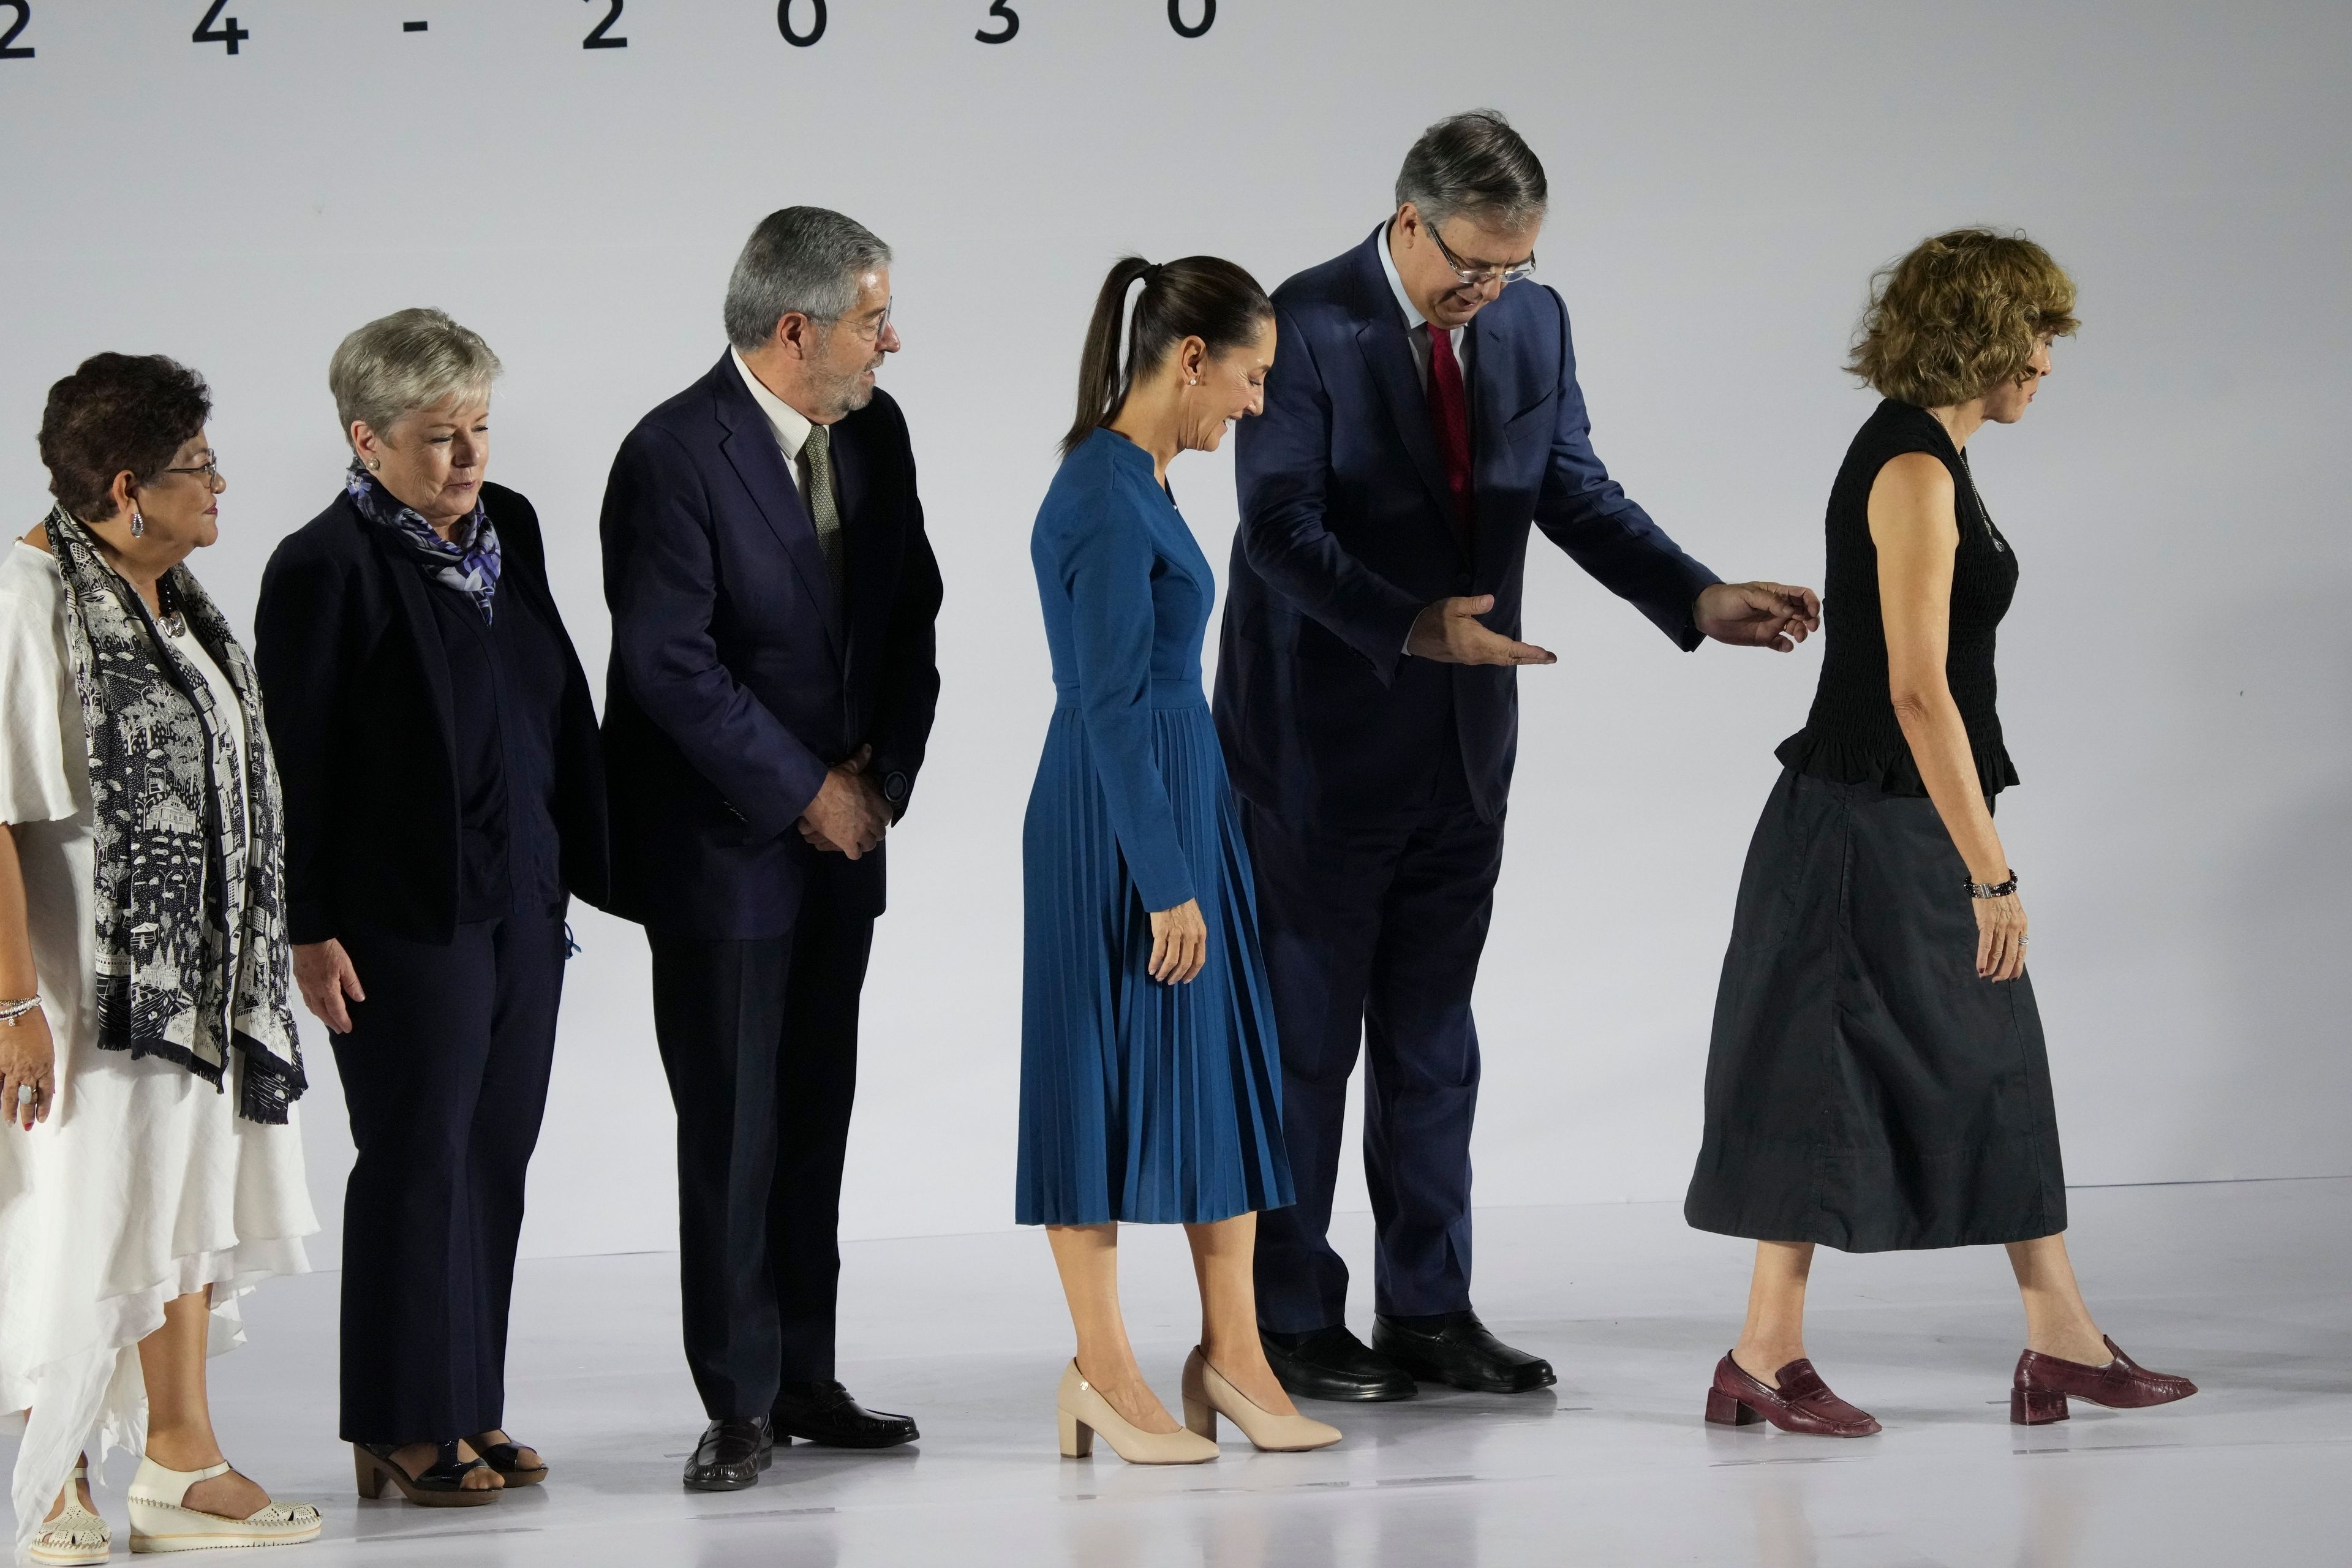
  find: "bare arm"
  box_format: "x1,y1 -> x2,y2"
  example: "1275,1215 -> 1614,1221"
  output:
0,824 -> 58,1128
1869,453 -> 2027,982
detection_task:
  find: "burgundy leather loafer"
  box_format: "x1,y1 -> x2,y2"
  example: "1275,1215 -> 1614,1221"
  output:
2011,1336 -> 2197,1425
1705,1353 -> 1881,1438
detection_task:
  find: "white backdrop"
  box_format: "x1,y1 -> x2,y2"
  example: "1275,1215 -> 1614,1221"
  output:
2,2 -> 2345,1269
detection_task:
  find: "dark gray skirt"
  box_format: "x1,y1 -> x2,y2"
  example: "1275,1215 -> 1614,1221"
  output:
1684,769 -> 2067,1251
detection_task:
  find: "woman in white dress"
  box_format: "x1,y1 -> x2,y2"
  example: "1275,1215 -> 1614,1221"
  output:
0,354 -> 322,1562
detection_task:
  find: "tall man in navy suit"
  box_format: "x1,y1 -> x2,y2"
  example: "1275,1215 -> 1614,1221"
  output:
601,208 -> 943,1485
1217,113 -> 1819,1401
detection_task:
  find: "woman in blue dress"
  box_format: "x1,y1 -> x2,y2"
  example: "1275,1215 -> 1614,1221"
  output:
1020,257 -> 1338,1464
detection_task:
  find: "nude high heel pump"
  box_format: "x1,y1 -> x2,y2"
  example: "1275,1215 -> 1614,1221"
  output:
126,1457 -> 323,1554
29,1464 -> 109,1566
1182,1347 -> 1343,1452
1057,1361 -> 1219,1464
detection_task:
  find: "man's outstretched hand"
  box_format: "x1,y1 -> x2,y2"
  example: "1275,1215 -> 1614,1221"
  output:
1694,581 -> 1821,652
1407,595 -> 1559,666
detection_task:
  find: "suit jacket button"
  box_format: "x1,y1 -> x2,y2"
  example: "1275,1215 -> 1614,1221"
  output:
883,772 -> 910,804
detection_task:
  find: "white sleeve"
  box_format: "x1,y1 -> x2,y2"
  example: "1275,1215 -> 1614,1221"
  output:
0,557 -> 85,827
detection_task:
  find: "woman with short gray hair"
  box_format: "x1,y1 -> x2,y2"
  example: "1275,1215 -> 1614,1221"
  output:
254,307 -> 610,1507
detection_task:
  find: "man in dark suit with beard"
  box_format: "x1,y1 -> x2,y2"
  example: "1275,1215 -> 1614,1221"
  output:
1218,113 -> 1817,1402
600,206 -> 943,1487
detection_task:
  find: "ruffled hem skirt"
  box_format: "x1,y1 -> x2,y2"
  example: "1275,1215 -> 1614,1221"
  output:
1683,769 -> 2067,1252
2,1051 -> 314,1560
1016,704 -> 1294,1226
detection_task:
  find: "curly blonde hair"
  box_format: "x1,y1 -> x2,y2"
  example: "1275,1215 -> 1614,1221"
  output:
1847,229 -> 2078,407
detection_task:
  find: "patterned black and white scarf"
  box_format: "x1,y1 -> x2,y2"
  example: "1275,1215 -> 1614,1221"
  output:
345,459 -> 502,621
43,507 -> 306,1123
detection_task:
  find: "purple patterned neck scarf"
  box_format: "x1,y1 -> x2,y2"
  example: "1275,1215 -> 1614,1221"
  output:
346,459 -> 502,622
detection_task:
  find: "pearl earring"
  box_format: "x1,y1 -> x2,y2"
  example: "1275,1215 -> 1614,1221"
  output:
130,509 -> 145,539
367,458 -> 381,473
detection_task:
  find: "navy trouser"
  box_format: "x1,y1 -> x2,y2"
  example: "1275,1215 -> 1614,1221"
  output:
333,911 -> 569,1443
1242,778 -> 1506,1332
649,878 -> 873,1420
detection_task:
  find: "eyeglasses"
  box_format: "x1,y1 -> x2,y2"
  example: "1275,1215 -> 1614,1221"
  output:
1427,225 -> 1537,290
162,452 -> 225,487
826,298 -> 894,346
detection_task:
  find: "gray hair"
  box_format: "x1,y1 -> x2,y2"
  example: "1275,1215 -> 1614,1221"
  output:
1395,109 -> 1548,232
723,206 -> 894,352
329,307 -> 502,445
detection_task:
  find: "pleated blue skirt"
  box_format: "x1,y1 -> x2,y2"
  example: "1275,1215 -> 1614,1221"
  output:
1016,701 -> 1295,1226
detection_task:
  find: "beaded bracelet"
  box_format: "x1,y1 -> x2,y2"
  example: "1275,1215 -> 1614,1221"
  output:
0,997 -> 42,1025
1966,871 -> 2020,900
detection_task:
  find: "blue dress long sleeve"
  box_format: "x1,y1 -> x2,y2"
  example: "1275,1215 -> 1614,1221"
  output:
1017,430 -> 1295,1226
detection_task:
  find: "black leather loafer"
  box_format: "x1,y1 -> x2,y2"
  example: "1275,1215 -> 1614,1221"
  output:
1372,1310 -> 1555,1393
771,1381 -> 919,1449
1261,1325 -> 1418,1402
682,1417 -> 774,1491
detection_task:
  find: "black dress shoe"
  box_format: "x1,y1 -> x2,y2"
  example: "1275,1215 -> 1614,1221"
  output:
1372,1310 -> 1556,1393
1261,1325 -> 1418,1403
771,1381 -> 919,1449
682,1417 -> 774,1491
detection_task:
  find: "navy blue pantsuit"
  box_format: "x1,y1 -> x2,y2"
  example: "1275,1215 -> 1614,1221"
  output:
1216,225 -> 1721,1328
256,483 -> 608,1443
331,912 -> 569,1441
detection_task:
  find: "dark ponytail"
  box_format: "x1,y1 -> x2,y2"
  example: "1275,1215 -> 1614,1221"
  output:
1060,254 -> 1273,458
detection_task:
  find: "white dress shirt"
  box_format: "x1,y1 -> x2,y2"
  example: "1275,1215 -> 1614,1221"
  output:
1378,222 -> 1472,391
732,347 -> 813,494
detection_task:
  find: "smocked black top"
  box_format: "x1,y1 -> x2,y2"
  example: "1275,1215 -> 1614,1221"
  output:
1776,399 -> 2020,798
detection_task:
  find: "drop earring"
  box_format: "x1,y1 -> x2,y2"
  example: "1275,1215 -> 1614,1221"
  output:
130,509 -> 145,539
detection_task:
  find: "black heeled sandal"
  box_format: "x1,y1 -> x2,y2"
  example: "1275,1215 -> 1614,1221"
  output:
353,1442 -> 501,1507
470,1434 -> 549,1487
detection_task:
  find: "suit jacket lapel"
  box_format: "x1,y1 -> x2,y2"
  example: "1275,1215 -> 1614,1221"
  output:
1465,309 -> 1514,569
708,356 -> 846,660
1348,231 -> 1462,556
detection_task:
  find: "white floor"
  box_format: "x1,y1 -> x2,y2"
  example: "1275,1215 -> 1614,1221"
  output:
10,1177 -> 2350,1567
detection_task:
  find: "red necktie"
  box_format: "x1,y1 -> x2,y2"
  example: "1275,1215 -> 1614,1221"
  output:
1425,323 -> 1473,543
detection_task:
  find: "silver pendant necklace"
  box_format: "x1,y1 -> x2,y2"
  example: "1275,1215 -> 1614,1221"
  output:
154,577 -> 189,640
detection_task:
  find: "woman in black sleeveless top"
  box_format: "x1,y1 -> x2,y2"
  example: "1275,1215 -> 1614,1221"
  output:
1683,232 -> 2197,1436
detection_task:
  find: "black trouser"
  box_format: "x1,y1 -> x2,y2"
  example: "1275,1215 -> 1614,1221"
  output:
333,910 -> 569,1444
1243,771 -> 1506,1332
649,882 -> 873,1420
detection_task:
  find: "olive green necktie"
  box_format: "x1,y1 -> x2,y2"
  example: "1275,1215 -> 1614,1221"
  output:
801,423 -> 845,598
